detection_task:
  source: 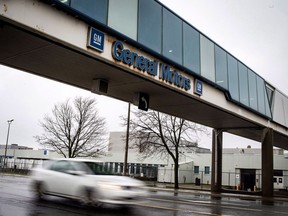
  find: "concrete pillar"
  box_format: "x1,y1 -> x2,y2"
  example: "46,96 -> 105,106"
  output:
261,128 -> 274,197
211,129 -> 223,193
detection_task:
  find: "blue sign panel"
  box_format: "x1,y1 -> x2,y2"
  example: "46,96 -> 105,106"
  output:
88,27 -> 105,52
194,79 -> 203,96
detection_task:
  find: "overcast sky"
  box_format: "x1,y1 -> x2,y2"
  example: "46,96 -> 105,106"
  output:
1,0 -> 287,150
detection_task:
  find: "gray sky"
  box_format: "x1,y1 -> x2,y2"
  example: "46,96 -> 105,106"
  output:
1,0 -> 288,149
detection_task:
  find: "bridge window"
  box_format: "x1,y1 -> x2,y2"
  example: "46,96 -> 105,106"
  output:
49,0 -> 276,119
183,22 -> 200,75
108,0 -> 138,40
200,35 -> 215,82
248,70 -> 258,110
256,76 -> 266,115
238,62 -> 249,106
162,8 -> 183,65
227,54 -> 239,101
70,0 -> 108,25
138,0 -> 162,54
265,84 -> 274,106
264,88 -> 272,118
215,45 -> 228,89
257,81 -> 272,118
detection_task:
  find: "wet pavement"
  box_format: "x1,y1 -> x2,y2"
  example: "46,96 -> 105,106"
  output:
1,174 -> 288,216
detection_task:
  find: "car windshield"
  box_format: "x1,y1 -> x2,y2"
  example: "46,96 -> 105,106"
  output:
84,162 -> 114,175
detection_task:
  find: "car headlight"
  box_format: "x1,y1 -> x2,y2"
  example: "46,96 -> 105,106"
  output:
100,183 -> 122,191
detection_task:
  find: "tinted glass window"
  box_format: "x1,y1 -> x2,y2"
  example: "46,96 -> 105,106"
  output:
227,54 -> 239,101
108,0 -> 138,40
200,35 -> 215,82
73,162 -> 93,174
204,166 -> 210,174
85,162 -> 113,175
50,161 -> 72,173
266,84 -> 274,106
248,70 -> 258,110
136,164 -> 140,174
274,170 -> 283,176
264,89 -> 272,117
138,0 -> 162,53
256,76 -> 266,114
71,0 -> 108,24
142,164 -> 146,174
215,45 -> 228,89
183,22 -> 200,74
120,163 -> 124,173
264,85 -> 273,117
194,166 -> 199,174
114,163 -> 119,173
238,63 -> 249,106
131,163 -> 135,174
162,8 -> 182,65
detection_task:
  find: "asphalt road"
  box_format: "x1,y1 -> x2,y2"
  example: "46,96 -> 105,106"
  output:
1,174 -> 288,216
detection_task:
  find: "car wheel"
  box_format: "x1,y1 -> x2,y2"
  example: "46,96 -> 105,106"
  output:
78,187 -> 96,206
34,181 -> 46,201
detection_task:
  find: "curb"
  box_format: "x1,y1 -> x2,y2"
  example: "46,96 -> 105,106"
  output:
145,185 -> 288,203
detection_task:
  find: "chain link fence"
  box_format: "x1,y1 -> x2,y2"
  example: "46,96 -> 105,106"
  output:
0,159 -> 43,175
1,159 -> 287,192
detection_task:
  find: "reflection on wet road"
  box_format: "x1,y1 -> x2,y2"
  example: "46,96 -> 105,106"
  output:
1,175 -> 288,216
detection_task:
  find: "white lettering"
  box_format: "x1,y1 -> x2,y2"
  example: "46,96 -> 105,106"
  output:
93,34 -> 102,45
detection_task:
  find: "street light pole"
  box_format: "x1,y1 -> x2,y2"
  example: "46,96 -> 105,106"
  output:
4,119 -> 14,167
123,103 -> 130,176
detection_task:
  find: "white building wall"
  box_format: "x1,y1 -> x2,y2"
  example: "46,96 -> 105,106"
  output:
108,131 -> 126,152
158,167 -> 174,183
283,170 -> 288,188
179,161 -> 194,183
0,149 -> 62,160
157,149 -> 288,188
190,154 -> 211,185
274,155 -> 288,170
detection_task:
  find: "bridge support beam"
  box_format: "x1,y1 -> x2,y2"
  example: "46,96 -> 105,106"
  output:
261,128 -> 274,197
211,129 -> 223,193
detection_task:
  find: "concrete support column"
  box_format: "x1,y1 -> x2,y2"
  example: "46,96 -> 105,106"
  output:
211,129 -> 223,193
261,128 -> 274,197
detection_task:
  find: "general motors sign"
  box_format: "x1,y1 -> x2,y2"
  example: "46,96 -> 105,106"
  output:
87,27 -> 104,52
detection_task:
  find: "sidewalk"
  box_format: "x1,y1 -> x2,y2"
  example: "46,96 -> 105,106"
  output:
148,182 -> 210,191
145,182 -> 288,202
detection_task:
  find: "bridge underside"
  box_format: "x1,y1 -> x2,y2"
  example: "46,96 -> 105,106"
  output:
1,22 -> 287,149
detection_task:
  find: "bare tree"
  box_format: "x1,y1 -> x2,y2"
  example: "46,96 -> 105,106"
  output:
35,97 -> 107,158
125,109 -> 210,189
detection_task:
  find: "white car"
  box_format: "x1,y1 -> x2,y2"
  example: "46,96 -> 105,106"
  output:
30,158 -> 147,206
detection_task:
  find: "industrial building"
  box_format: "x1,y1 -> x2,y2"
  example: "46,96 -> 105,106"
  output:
2,132 -> 287,191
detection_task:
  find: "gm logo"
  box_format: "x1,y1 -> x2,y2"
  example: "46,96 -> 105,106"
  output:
194,79 -> 203,96
87,27 -> 104,52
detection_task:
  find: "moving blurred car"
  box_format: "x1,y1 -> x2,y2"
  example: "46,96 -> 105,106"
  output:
30,158 -> 147,206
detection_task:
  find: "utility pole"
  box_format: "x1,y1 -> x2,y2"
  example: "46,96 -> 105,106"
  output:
4,119 -> 14,167
123,103 -> 130,176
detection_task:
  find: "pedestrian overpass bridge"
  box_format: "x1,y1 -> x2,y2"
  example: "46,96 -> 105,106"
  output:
1,0 -> 287,197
